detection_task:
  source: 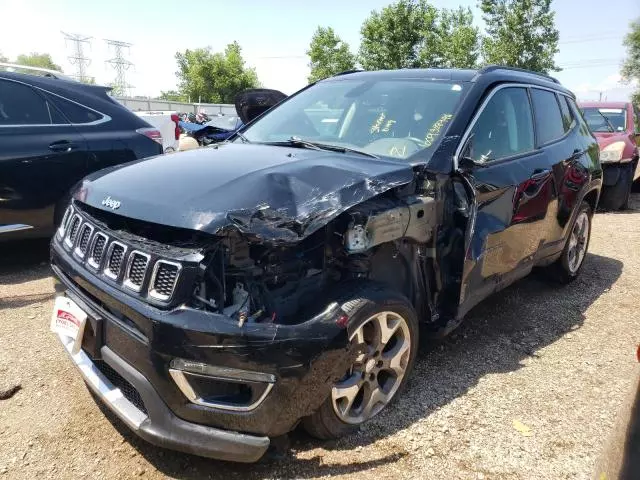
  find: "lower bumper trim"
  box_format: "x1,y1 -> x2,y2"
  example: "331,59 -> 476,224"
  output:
57,334 -> 271,462
0,224 -> 33,234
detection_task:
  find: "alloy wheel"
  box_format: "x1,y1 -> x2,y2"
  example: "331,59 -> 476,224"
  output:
567,211 -> 589,274
331,311 -> 411,425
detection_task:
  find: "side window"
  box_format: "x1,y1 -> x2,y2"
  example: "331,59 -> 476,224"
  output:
567,97 -> 594,139
47,94 -> 103,124
557,94 -> 576,133
466,87 -> 534,163
530,89 -> 565,144
0,80 -> 51,125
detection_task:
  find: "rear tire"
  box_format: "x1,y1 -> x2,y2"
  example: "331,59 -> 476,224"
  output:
545,201 -> 592,284
303,284 -> 419,440
600,163 -> 633,210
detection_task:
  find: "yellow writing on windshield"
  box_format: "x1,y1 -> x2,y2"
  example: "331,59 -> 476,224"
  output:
424,113 -> 453,147
370,112 -> 386,134
382,119 -> 396,132
388,145 -> 407,157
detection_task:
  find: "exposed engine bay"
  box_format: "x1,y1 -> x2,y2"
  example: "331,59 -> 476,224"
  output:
191,193 -> 438,326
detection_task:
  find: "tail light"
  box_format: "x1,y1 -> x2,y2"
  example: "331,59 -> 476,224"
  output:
136,127 -> 163,145
170,114 -> 180,141
637,344 -> 640,363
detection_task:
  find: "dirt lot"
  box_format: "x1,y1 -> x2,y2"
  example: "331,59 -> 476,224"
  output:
1,195 -> 639,480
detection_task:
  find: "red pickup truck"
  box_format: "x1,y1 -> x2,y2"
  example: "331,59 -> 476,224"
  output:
579,101 -> 640,210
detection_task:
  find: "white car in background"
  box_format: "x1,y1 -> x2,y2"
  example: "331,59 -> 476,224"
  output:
134,111 -> 180,153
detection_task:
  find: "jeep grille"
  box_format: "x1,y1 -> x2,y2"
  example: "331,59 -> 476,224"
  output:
58,210 -> 183,304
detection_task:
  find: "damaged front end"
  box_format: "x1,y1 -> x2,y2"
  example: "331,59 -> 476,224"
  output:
50,135 -> 476,456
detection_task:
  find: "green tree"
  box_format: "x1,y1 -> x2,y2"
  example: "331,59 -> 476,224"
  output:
306,27 -> 356,83
434,7 -> 480,68
175,42 -> 259,103
158,90 -> 188,102
480,0 -> 560,73
15,52 -> 62,71
358,1 -> 480,70
621,18 -> 640,105
359,0 -> 433,70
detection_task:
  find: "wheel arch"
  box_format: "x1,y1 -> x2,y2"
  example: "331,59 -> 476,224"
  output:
582,188 -> 600,214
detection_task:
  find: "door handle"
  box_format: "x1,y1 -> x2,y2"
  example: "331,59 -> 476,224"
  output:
530,169 -> 550,181
49,141 -> 77,153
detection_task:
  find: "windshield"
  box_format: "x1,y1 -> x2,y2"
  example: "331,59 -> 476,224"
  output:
581,107 -> 627,132
206,115 -> 241,131
240,78 -> 467,160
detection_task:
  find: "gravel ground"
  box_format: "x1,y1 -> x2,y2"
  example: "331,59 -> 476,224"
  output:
1,194 -> 639,480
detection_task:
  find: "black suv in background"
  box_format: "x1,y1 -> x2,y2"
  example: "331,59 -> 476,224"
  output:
50,66 -> 601,462
0,65 -> 163,241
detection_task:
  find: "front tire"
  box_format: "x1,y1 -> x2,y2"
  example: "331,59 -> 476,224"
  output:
303,284 -> 419,440
546,201 -> 592,284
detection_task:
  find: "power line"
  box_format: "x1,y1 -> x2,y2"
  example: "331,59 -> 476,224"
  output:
62,31 -> 92,83
105,39 -> 134,96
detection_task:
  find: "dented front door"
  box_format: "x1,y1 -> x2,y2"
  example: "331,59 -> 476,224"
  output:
456,86 -> 556,318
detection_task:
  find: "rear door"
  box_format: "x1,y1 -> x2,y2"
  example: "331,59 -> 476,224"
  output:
531,90 -> 591,251
457,85 -> 556,317
0,78 -> 90,237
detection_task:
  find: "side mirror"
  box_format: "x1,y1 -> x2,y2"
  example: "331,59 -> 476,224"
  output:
459,155 -> 488,170
458,133 -> 488,171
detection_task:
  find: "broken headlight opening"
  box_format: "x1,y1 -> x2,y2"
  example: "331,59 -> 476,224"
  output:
189,193 -> 438,328
190,230 -> 332,327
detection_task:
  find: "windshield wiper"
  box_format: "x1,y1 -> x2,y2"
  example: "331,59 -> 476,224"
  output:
265,136 -> 379,159
234,131 -> 251,143
596,110 -> 615,132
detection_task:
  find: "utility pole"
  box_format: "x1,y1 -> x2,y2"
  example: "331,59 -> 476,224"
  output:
62,32 -> 92,83
104,39 -> 134,97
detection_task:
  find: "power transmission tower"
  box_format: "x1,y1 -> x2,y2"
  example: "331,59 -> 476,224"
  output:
62,32 -> 92,83
105,39 -> 134,97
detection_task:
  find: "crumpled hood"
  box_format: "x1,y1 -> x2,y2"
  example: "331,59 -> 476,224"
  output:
75,143 -> 415,242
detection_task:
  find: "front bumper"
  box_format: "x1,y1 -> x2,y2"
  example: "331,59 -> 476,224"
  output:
56,333 -> 270,462
50,237 -> 353,459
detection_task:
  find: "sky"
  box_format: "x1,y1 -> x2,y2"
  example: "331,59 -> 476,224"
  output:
1,0 -> 638,102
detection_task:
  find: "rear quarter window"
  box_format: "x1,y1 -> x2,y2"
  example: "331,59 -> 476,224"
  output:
557,95 -> 576,133
47,94 -> 104,124
530,89 -> 565,145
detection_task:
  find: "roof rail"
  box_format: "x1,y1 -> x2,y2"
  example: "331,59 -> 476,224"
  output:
0,62 -> 74,81
479,65 -> 560,84
332,69 -> 364,77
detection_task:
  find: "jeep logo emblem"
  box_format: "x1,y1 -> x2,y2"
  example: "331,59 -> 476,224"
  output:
101,196 -> 121,210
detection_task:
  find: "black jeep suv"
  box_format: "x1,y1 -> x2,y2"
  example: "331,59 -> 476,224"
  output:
0,65 -> 163,241
50,66 -> 601,462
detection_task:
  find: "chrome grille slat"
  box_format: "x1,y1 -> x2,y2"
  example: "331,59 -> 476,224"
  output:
88,233 -> 108,270
64,214 -> 82,248
104,241 -> 127,280
149,260 -> 182,301
57,205 -> 74,239
123,251 -> 150,292
73,223 -> 94,259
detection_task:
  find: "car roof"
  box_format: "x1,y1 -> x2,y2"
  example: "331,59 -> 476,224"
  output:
578,101 -> 628,109
323,65 -> 573,96
0,70 -> 111,97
